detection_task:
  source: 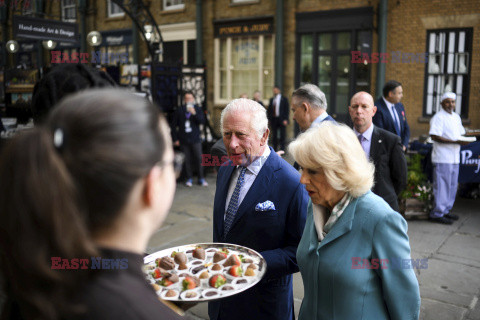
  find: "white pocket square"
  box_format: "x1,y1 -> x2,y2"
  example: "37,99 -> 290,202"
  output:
255,200 -> 276,211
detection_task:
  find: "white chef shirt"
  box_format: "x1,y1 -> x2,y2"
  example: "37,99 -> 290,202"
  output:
429,108 -> 465,164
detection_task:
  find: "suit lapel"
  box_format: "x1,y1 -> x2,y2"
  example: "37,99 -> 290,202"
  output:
370,127 -> 382,163
318,198 -> 357,248
214,164 -> 236,239
379,99 -> 396,133
228,149 -> 276,233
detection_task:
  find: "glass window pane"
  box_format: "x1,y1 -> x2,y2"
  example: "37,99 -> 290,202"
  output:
219,39 -> 227,99
318,55 -> 331,104
336,55 -> 350,115
263,35 -> 274,98
337,32 -> 351,50
231,37 -> 259,99
318,33 -> 332,51
300,34 -> 313,84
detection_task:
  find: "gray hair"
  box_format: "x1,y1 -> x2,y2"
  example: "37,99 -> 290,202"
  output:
220,98 -> 268,139
289,121 -> 374,197
292,83 -> 327,110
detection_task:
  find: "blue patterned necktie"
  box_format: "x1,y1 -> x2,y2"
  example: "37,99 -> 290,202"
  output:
224,166 -> 247,237
391,105 -> 401,135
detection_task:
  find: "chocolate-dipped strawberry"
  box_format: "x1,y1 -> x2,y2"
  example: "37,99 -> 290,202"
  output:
164,272 -> 179,283
223,254 -> 241,267
178,263 -> 188,270
159,256 -> 175,270
213,251 -> 227,263
247,263 -> 258,270
212,264 -> 222,271
172,251 -> 187,265
193,247 -> 206,260
182,276 -> 200,290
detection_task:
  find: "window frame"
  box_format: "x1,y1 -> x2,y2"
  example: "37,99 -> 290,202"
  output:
163,0 -> 185,11
61,0 -> 77,22
214,34 -> 274,106
422,28 -> 472,118
295,29 -> 372,123
107,0 -> 125,18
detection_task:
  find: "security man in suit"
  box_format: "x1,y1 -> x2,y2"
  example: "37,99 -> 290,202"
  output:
209,98 -> 308,320
267,85 -> 290,151
373,80 -> 410,151
349,91 -> 407,212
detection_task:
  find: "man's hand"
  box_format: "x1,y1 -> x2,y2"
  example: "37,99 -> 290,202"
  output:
174,140 -> 180,147
188,106 -> 196,115
276,150 -> 285,157
282,120 -> 288,126
457,140 -> 471,146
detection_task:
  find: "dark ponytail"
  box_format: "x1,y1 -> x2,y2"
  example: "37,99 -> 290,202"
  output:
0,128 -> 97,319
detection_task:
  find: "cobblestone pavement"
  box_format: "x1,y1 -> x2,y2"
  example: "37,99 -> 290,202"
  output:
147,172 -> 480,320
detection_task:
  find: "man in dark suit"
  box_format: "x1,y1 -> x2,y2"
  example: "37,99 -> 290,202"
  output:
267,85 -> 289,151
291,83 -> 335,132
349,91 -> 407,212
373,80 -> 410,151
172,91 -> 207,187
209,98 -> 308,320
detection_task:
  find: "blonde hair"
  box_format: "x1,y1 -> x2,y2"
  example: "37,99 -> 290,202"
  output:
288,121 -> 374,197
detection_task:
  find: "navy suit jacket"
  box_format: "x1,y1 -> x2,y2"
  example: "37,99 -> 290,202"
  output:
267,95 -> 290,123
370,126 -> 407,212
373,98 -> 410,148
171,104 -> 205,145
208,147 -> 308,320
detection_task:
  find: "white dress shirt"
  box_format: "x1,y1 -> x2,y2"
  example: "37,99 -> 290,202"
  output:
354,124 -> 374,159
224,146 -> 271,218
310,112 -> 330,128
274,94 -> 281,117
382,96 -> 400,132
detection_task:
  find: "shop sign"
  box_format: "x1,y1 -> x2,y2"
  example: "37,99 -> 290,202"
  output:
214,17 -> 273,38
13,16 -> 77,43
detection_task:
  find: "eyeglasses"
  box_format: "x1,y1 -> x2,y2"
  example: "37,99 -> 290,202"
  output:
172,152 -> 185,178
157,152 -> 184,178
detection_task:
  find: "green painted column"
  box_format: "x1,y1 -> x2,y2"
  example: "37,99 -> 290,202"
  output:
79,0 -> 87,53
132,23 -> 139,64
1,5 -> 7,67
274,0 -> 284,90
195,0 -> 203,65
36,0 -> 44,69
375,0 -> 388,98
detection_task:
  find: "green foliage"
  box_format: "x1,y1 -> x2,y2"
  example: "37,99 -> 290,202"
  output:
400,153 -> 433,212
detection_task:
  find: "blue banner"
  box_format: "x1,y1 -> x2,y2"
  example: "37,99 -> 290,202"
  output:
459,141 -> 480,183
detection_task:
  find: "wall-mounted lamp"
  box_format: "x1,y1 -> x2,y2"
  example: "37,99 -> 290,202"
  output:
144,25 -> 153,41
87,31 -> 102,46
42,40 -> 57,50
6,40 -> 19,53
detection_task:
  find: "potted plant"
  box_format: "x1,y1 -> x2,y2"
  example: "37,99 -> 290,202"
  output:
399,153 -> 433,217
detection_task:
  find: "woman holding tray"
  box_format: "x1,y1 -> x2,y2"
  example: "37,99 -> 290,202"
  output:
289,121 -> 420,320
0,89 -> 184,319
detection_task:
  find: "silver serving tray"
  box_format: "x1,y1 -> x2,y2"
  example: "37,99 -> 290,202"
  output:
144,242 -> 267,302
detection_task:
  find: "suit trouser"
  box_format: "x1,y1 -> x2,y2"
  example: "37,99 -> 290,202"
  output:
181,142 -> 204,181
430,163 -> 459,218
271,117 -> 286,151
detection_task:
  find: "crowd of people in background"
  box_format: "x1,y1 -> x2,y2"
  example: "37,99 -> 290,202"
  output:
0,63 -> 472,319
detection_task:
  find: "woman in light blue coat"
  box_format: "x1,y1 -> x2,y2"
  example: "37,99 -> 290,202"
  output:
289,122 -> 420,320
